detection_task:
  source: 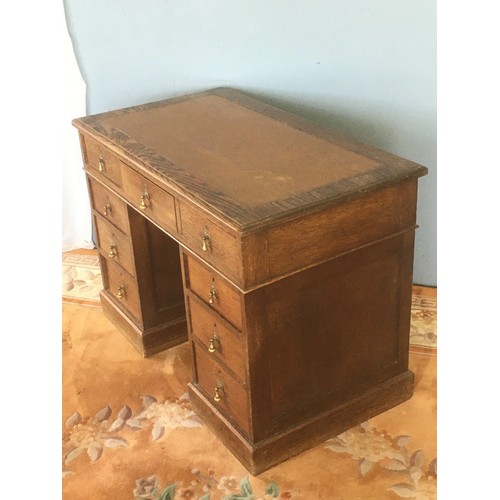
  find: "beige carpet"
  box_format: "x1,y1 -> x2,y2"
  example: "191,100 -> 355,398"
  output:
62,250 -> 437,499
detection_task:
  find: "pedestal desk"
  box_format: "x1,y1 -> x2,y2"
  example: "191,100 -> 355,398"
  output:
72,88 -> 427,474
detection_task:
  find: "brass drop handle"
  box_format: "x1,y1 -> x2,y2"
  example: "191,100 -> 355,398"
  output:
139,188 -> 150,210
98,155 -> 106,173
213,383 -> 224,402
116,284 -> 126,300
103,203 -> 112,217
208,283 -> 218,305
208,332 -> 218,353
202,228 -> 211,252
108,242 -> 118,259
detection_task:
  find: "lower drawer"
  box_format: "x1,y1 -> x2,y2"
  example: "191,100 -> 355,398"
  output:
193,342 -> 250,436
183,252 -> 243,330
87,175 -> 129,234
188,294 -> 246,383
104,257 -> 142,322
94,213 -> 135,277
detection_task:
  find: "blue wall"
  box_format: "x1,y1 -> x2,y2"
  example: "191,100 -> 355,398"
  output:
64,0 -> 436,286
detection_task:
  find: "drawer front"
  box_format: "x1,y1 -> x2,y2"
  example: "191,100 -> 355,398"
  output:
242,181 -> 419,288
194,343 -> 250,435
83,134 -> 123,187
104,258 -> 142,322
122,166 -> 177,234
179,201 -> 241,283
184,253 -> 243,330
88,176 -> 129,234
188,295 -> 246,382
94,214 -> 135,277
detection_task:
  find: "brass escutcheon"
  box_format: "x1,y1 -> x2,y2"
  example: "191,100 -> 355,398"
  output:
213,383 -> 224,402
208,332 -> 218,353
208,283 -> 218,305
103,203 -> 112,217
116,284 -> 126,299
139,188 -> 150,210
98,156 -> 106,172
202,227 -> 211,252
108,242 -> 118,259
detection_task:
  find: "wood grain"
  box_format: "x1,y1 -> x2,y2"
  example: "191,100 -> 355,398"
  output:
122,163 -> 178,234
102,256 -> 142,322
178,200 -> 242,284
187,293 -> 247,383
189,370 -> 414,475
193,343 -> 251,437
94,213 -> 135,277
183,252 -> 243,330
82,133 -> 123,187
241,179 -> 418,288
73,88 -> 427,231
243,230 -> 415,442
87,176 -> 129,234
127,208 -> 186,327
100,292 -> 188,358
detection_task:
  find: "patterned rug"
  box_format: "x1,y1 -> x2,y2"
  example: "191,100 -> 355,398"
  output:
62,251 -> 437,499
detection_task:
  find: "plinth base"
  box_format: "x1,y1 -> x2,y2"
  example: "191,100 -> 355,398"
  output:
100,291 -> 188,357
189,370 -> 414,475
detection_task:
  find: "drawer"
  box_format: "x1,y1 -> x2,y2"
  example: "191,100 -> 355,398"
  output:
87,176 -> 129,234
122,166 -> 177,233
194,342 -> 250,436
188,295 -> 246,382
94,214 -> 135,277
104,258 -> 142,322
83,134 -> 123,187
179,201 -> 241,283
183,252 -> 243,330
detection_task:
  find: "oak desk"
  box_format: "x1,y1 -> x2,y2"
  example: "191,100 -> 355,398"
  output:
72,88 -> 427,474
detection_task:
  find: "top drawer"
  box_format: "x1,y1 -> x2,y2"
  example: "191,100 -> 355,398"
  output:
122,166 -> 178,234
179,201 -> 242,285
81,134 -> 123,187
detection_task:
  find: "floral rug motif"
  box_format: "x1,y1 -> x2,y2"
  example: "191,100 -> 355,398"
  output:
62,252 -> 102,305
62,250 -> 437,499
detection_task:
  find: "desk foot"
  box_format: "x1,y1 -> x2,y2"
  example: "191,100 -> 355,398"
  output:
100,291 -> 188,357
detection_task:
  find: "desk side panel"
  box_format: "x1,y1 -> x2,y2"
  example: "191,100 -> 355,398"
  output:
244,230 -> 415,441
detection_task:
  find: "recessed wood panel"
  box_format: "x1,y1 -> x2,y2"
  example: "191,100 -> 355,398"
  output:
127,208 -> 185,328
146,219 -> 184,312
255,232 -> 410,423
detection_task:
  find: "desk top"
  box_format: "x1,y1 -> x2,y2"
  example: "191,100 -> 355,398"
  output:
73,88 -> 427,230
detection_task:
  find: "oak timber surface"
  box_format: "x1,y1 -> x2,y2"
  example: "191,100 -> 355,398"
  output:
73,88 -> 427,231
